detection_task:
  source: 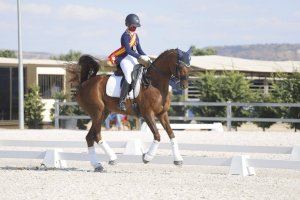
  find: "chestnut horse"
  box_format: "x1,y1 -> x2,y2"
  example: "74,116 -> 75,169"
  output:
71,48 -> 191,172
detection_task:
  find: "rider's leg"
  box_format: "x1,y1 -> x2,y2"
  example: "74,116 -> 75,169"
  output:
119,55 -> 138,111
119,79 -> 130,111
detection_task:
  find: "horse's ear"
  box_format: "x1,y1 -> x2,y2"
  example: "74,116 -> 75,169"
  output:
186,47 -> 192,55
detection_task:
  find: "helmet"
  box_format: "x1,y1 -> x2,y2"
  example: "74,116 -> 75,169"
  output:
125,14 -> 141,27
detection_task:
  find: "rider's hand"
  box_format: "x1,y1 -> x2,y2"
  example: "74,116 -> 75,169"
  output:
140,55 -> 151,62
138,55 -> 151,67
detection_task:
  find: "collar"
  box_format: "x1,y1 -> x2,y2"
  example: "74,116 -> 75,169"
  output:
126,29 -> 136,36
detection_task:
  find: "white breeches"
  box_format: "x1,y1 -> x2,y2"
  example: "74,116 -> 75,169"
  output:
120,55 -> 139,84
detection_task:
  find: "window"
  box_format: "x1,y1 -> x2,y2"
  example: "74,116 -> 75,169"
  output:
0,67 -> 26,120
38,75 -> 64,98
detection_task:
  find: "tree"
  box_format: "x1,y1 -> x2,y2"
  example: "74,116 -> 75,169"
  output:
0,50 -> 16,58
24,85 -> 45,129
51,50 -> 81,61
191,45 -> 217,56
272,72 -> 300,131
191,71 -> 224,119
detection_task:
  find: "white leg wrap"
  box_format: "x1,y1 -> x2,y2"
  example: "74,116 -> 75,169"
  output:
170,138 -> 183,161
99,141 -> 117,161
144,140 -> 159,161
88,146 -> 100,167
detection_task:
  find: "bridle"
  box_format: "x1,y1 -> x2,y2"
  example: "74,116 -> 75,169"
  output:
148,49 -> 190,83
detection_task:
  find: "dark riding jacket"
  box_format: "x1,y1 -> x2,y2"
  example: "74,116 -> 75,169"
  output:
115,31 -> 146,65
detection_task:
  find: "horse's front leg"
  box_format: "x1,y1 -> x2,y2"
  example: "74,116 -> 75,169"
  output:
157,112 -> 183,165
143,113 -> 161,163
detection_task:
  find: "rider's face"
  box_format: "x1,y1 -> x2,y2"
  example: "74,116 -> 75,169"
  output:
129,25 -> 137,32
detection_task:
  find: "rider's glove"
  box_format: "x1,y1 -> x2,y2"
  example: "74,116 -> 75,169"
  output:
138,55 -> 151,67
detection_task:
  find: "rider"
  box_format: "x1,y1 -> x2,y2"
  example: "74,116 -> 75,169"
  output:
108,14 -> 151,111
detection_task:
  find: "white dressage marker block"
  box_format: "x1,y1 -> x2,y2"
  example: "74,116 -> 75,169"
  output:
123,139 -> 145,155
140,122 -> 151,134
229,155 -> 255,176
291,145 -> 300,160
42,148 -> 67,168
212,123 -> 224,132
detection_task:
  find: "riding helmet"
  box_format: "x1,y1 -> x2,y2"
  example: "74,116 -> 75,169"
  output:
125,14 -> 141,27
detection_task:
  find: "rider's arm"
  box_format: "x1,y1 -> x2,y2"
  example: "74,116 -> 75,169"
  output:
136,36 -> 146,55
122,34 -> 141,59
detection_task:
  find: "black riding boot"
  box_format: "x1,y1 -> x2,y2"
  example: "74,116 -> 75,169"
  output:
119,80 -> 130,111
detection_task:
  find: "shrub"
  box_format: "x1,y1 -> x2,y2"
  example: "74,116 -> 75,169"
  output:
24,86 -> 45,128
252,93 -> 279,131
272,72 -> 300,131
192,71 -> 255,129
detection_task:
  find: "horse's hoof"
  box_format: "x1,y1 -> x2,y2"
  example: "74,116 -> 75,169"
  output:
108,160 -> 117,165
94,165 -> 105,172
174,160 -> 183,166
142,154 -> 149,164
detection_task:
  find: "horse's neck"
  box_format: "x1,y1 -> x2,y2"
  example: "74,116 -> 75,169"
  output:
148,63 -> 171,99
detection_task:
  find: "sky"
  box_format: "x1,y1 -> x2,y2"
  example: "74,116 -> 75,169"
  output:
0,0 -> 300,56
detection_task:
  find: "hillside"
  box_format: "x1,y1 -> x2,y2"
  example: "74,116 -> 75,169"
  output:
211,44 -> 300,61
2,44 -> 300,61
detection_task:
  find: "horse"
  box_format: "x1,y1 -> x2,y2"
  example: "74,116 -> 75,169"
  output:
70,48 -> 192,172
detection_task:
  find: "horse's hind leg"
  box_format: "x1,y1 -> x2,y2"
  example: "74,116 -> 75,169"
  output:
86,122 -> 104,172
94,112 -> 117,165
157,112 -> 183,165
142,113 -> 161,163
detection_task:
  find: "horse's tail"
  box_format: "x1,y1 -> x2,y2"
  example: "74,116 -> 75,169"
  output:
78,54 -> 100,83
67,54 -> 101,91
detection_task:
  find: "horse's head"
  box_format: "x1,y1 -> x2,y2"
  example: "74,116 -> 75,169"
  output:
171,47 -> 192,89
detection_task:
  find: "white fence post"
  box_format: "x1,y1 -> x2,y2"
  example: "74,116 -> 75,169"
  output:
212,122 -> 224,132
226,101 -> 232,131
54,100 -> 59,129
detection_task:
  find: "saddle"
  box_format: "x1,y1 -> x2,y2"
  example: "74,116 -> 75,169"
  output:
106,64 -> 147,99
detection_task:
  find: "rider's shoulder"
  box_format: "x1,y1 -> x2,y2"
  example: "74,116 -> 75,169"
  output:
122,30 -> 130,37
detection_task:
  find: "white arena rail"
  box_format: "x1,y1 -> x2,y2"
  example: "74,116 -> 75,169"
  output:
140,122 -> 224,133
0,139 -> 299,176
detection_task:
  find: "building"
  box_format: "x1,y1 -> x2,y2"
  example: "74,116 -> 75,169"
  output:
0,57 -> 68,125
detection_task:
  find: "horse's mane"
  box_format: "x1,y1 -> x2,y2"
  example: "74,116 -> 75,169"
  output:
153,49 -> 176,65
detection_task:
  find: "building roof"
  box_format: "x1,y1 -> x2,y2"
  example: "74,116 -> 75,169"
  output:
191,55 -> 300,73
1,55 -> 300,73
0,57 -> 67,67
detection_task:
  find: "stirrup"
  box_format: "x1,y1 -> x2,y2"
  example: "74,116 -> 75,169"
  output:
119,101 -> 126,111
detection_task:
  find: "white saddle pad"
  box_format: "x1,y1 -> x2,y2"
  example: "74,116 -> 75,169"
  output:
106,74 -> 141,99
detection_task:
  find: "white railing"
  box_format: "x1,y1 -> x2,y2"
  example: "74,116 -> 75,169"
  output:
54,101 -> 300,131
0,138 -> 299,176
